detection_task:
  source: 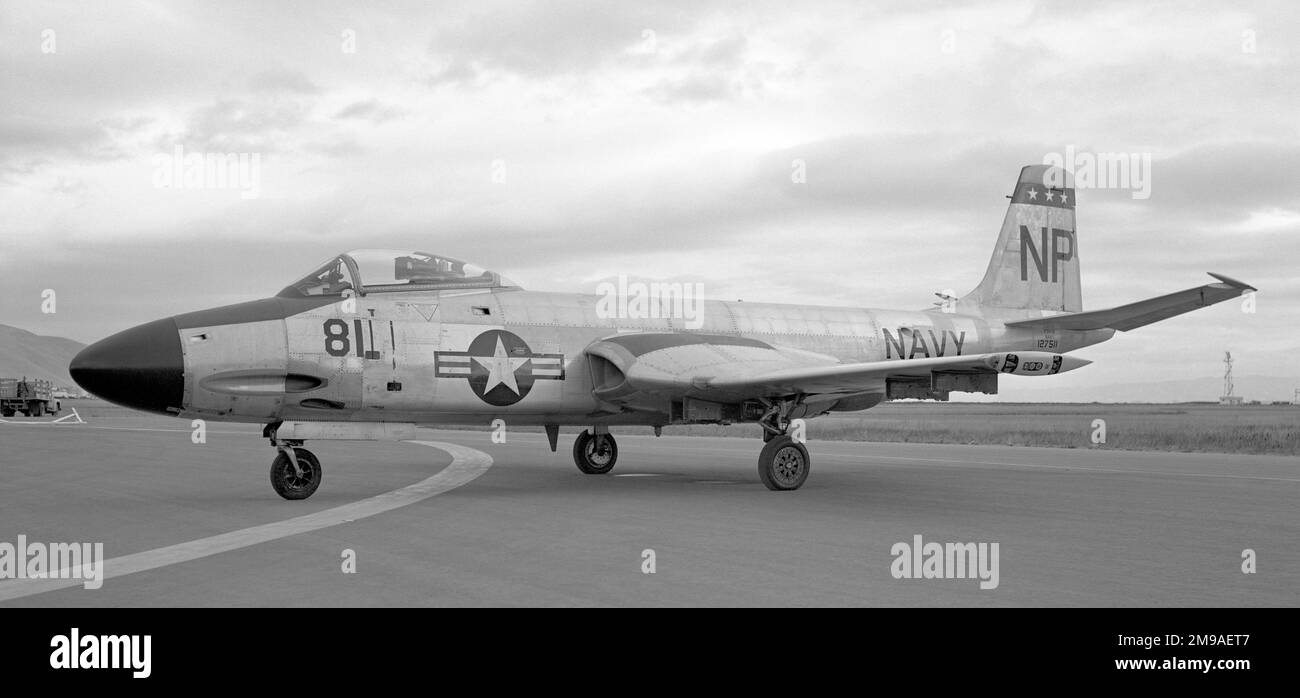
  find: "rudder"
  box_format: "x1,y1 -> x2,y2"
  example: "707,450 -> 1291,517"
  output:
961,164 -> 1081,315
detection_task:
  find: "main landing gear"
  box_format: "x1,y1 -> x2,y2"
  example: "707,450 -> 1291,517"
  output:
569,410 -> 810,490
756,404 -> 810,491
267,428 -> 322,500
758,436 -> 810,491
573,429 -> 618,475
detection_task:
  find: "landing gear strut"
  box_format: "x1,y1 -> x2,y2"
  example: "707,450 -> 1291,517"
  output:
573,429 -> 618,474
268,431 -> 322,500
756,401 -> 811,491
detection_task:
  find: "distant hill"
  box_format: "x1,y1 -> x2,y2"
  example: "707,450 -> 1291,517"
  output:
0,324 -> 86,388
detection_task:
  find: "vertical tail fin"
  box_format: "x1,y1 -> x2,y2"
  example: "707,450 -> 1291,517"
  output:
962,165 -> 1081,315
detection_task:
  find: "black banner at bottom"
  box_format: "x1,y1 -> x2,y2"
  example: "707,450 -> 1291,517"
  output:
0,607 -> 1289,687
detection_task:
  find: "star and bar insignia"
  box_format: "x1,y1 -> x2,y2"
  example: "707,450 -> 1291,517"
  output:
435,329 -> 565,406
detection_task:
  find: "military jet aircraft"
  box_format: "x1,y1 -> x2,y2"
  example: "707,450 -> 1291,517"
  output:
70,165 -> 1255,498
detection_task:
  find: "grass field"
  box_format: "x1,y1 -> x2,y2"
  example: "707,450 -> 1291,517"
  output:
23,399 -> 1300,456
676,402 -> 1300,456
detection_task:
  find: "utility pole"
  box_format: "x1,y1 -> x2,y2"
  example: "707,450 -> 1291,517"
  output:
1219,352 -> 1242,405
1222,352 -> 1234,400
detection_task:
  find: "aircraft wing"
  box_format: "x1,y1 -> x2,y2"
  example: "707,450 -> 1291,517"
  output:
585,333 -> 1088,403
1004,273 -> 1255,333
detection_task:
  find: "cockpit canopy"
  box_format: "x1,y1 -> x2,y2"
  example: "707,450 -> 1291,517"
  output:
279,250 -> 520,297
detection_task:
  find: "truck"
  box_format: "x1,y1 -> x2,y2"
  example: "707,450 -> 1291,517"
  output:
0,377 -> 61,417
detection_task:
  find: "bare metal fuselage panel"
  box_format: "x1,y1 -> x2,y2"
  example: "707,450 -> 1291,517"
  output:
175,287 -> 1112,426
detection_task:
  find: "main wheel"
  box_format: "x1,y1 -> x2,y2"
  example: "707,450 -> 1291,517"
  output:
573,431 -> 618,474
270,448 -> 322,500
758,436 -> 810,491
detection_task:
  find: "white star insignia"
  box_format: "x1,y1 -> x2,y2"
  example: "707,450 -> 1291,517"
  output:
1045,190 -> 1055,201
1060,192 -> 1069,204
473,336 -> 530,395
1026,187 -> 1039,200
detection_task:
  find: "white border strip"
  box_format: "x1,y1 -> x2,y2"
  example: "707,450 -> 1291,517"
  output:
0,440 -> 492,602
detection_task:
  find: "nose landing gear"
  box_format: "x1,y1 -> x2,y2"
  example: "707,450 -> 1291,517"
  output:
267,427 -> 322,500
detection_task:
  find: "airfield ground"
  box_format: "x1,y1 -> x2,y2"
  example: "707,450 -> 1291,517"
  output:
0,400 -> 1296,607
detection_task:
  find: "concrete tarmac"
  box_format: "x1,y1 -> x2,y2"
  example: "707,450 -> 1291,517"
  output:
1,408 -> 1296,606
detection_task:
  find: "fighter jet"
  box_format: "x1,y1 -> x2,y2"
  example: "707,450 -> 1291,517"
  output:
70,165 -> 1255,498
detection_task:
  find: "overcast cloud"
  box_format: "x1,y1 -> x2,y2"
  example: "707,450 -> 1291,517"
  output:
1,0 -> 1297,397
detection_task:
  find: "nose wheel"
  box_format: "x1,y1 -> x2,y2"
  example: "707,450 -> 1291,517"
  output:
573,430 -> 618,474
270,445 -> 322,500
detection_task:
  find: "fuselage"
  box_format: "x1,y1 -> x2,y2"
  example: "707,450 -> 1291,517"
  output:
129,287 -> 1111,426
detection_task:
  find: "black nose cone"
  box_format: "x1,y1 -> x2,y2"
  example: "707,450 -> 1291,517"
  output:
70,317 -> 184,415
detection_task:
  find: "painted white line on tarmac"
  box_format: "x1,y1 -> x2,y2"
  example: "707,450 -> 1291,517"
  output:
0,440 -> 492,602
809,452 -> 1300,483
604,439 -> 1300,484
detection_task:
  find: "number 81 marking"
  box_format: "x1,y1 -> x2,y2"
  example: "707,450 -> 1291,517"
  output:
323,319 -> 374,358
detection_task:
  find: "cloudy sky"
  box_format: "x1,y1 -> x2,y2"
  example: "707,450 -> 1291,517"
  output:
2,0 -> 1297,398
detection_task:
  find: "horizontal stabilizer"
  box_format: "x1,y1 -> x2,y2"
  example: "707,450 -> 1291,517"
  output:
1004,273 -> 1255,332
